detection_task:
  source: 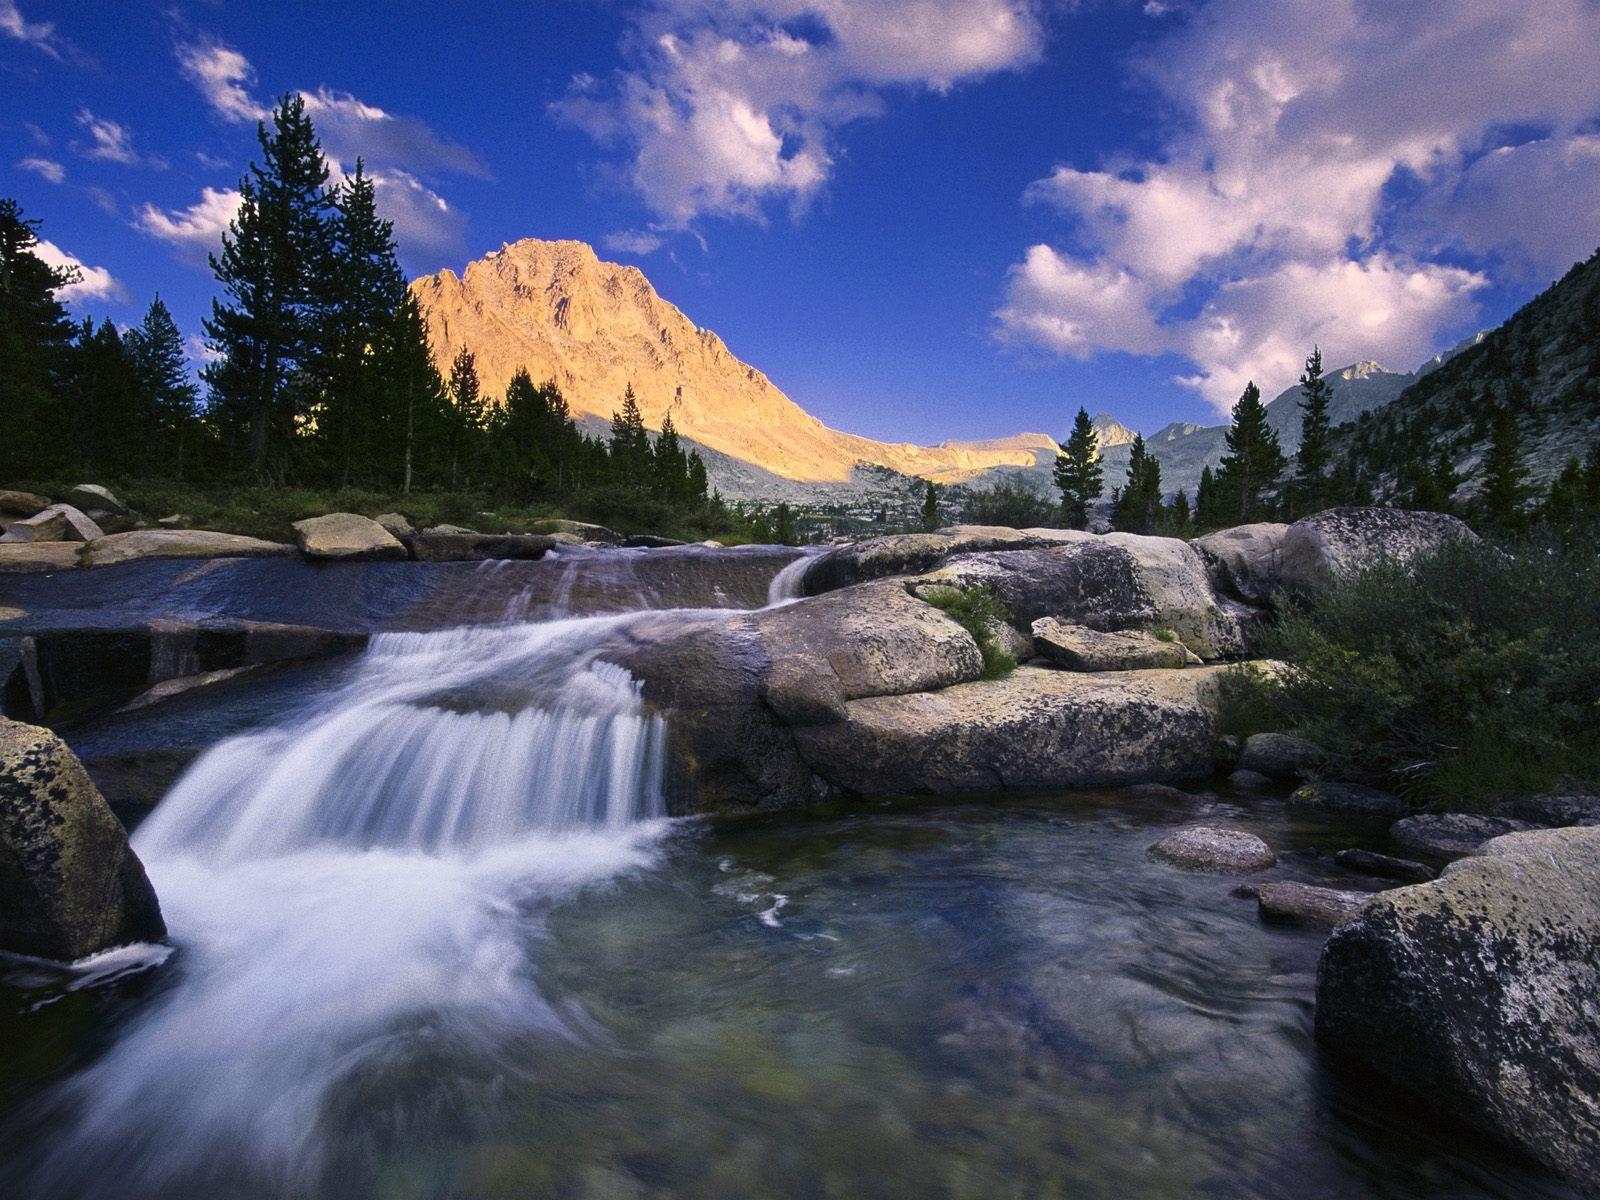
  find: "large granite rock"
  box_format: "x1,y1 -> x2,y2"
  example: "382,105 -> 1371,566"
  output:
0,503 -> 103,544
800,525 -> 1049,595
0,718 -> 165,960
1256,881 -> 1368,929
1193,523 -> 1289,605
1279,507 -> 1476,594
1508,794 -> 1600,827
1031,618 -> 1199,671
65,483 -> 129,516
1149,825 -> 1276,872
374,512 -> 417,539
84,530 -> 293,567
1317,827 -> 1600,1189
0,490 -> 51,516
1237,732 -> 1324,779
793,665 -> 1233,797
293,513 -> 407,561
1390,813 -> 1535,862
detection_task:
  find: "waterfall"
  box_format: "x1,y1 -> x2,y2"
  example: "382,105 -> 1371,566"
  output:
36,612 -> 684,1198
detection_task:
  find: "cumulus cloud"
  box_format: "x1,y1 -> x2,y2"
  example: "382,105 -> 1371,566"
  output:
74,109 -> 164,168
135,187 -> 241,262
366,168 -> 470,261
17,155 -> 63,182
556,0 -> 1043,227
34,239 -> 127,304
177,39 -> 270,124
995,0 -> 1600,410
303,89 -> 490,180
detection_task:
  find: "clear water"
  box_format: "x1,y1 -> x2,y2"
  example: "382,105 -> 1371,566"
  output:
0,551 -> 1580,1200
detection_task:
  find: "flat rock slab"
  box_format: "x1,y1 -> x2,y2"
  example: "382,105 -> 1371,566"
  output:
406,532 -> 556,562
1390,813 -> 1535,861
1149,825 -> 1276,873
1317,826 -> 1600,1189
84,530 -> 293,567
1289,782 -> 1406,818
1257,881 -> 1368,929
293,513 -> 406,561
793,664 -> 1234,796
0,543 -> 82,574
1334,848 -> 1436,884
1030,617 -> 1199,671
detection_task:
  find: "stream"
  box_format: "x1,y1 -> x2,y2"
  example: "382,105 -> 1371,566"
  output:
0,546 -> 1579,1199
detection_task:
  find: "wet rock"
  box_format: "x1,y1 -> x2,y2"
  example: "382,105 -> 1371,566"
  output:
1237,732 -> 1324,779
406,532 -> 556,562
1279,507 -> 1476,594
0,718 -> 165,961
1507,793 -> 1600,827
1257,881 -> 1368,929
424,523 -> 476,536
1390,813 -> 1535,861
1316,826 -> 1600,1189
293,512 -> 407,561
622,534 -> 686,548
82,748 -> 197,816
1119,781 -> 1200,803
528,519 -> 624,545
1333,848 -> 1435,884
84,529 -> 293,567
1227,768 -> 1273,791
374,512 -> 416,539
1193,523 -> 1289,605
0,543 -> 82,574
1289,782 -> 1406,818
65,484 -> 129,516
1030,618 -> 1200,671
0,503 -> 103,544
1149,826 -> 1276,873
800,525 -> 1048,595
0,490 -> 50,516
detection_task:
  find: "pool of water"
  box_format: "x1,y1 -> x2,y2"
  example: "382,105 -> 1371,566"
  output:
0,788 -> 1574,1200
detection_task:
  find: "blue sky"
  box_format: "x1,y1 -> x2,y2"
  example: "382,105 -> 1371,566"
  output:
5,0 -> 1599,445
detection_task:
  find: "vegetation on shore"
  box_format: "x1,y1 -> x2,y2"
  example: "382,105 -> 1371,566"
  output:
1221,534 -> 1600,808
922,585 -> 1018,680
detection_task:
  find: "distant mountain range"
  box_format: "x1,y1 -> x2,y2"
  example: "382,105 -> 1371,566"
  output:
412,236 -> 1595,505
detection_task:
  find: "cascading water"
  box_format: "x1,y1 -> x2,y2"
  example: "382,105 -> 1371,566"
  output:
31,610 -> 693,1198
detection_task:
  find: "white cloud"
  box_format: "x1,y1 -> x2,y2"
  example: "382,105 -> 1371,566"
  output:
556,0 -> 1043,227
367,168 -> 469,262
302,88 -> 489,179
177,39 -> 269,124
604,228 -> 667,255
75,108 -> 164,168
17,154 -> 63,182
185,334 -> 221,365
135,187 -> 241,262
995,0 -> 1600,410
1,0 -> 78,61
34,239 -> 127,304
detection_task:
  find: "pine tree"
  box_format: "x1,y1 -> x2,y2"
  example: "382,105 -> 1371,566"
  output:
608,384 -> 650,485
1165,489 -> 1191,533
125,295 -> 202,478
1291,346 -> 1333,516
203,93 -> 332,481
444,345 -> 485,487
1540,456 -> 1587,532
921,479 -> 941,531
386,292 -> 445,493
1194,464 -> 1225,530
1476,406 -> 1532,532
0,198 -> 79,478
1214,382 -> 1285,524
1111,433 -> 1162,534
773,501 -> 797,545
653,411 -> 689,501
1054,407 -> 1104,530
1407,450 -> 1461,514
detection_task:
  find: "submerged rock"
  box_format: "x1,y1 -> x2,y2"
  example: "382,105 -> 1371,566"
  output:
1149,826 -> 1276,873
1316,826 -> 1600,1189
1333,848 -> 1435,884
293,513 -> 407,561
1389,813 -> 1534,861
1030,618 -> 1199,671
1256,881 -> 1367,929
1237,733 -> 1324,779
0,718 -> 165,961
406,532 -> 556,562
1289,782 -> 1406,818
1278,507 -> 1476,594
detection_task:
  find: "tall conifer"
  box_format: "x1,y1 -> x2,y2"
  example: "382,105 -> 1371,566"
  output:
1054,407 -> 1104,530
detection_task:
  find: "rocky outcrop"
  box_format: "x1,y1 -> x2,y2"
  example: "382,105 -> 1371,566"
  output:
1317,827 -> 1600,1189
0,503 -> 103,544
84,530 -> 293,567
1150,826 -> 1276,872
800,526 -> 1048,594
292,513 -> 407,561
1390,813 -> 1535,862
1237,733 -> 1325,779
406,532 -> 557,562
1278,507 -> 1475,593
1257,881 -> 1368,929
1193,523 -> 1288,604
0,718 -> 165,961
1031,619 -> 1198,671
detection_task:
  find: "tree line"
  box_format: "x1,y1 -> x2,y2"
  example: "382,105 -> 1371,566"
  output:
1,95 -> 717,529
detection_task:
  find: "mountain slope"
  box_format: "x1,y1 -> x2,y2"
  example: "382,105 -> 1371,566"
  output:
411,239 -> 1055,495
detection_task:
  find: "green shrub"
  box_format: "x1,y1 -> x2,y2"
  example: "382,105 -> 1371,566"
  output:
1221,535 -> 1600,807
922,585 -> 1018,680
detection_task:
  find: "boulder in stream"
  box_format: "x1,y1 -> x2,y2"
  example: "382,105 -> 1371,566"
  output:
293,513 -> 407,561
1390,813 -> 1535,862
84,529 -> 293,567
1150,826 -> 1276,873
1256,881 -> 1368,929
406,532 -> 557,562
1317,826 -> 1600,1190
1289,782 -> 1405,818
0,718 -> 165,961
1237,732 -> 1324,779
